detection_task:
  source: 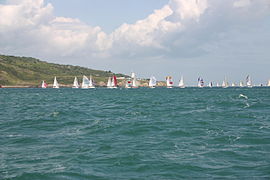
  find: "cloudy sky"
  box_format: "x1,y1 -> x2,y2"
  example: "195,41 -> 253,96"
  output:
0,0 -> 270,84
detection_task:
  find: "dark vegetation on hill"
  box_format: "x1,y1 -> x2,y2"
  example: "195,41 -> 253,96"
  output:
0,55 -> 128,86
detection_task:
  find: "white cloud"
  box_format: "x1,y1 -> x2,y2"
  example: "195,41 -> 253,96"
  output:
233,0 -> 251,8
0,0 -> 269,62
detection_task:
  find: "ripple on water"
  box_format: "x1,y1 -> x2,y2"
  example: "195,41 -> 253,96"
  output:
0,88 -> 270,179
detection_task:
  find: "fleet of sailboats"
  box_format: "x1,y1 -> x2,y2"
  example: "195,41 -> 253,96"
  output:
39,75 -> 269,89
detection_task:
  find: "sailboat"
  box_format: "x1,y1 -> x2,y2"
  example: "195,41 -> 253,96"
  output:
41,81 -> 47,88
107,76 -> 117,88
72,77 -> 80,88
81,75 -> 90,89
178,76 -> 185,88
166,76 -> 173,88
268,79 -> 270,87
107,77 -> 113,88
149,76 -> 157,88
231,82 -> 236,87
131,72 -> 138,88
222,77 -> 229,88
125,78 -> 132,88
246,75 -> 252,88
208,82 -> 213,88
89,76 -> 95,88
239,81 -> 244,87
216,83 -> 220,87
53,77 -> 59,88
112,76 -> 118,88
197,77 -> 204,88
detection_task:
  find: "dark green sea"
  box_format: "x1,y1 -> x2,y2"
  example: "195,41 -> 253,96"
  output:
1,88 -> 270,179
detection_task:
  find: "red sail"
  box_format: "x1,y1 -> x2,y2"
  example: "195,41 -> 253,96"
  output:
113,76 -> 117,87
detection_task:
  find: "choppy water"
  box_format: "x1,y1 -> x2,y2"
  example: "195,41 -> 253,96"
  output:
0,87 -> 270,179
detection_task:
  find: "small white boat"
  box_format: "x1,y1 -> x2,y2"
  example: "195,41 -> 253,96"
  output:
208,82 -> 213,88
107,77 -> 113,88
246,75 -> 252,88
81,75 -> 90,89
131,73 -> 138,88
231,82 -> 236,87
125,78 -> 132,88
107,76 -> 117,88
72,77 -> 80,88
198,77 -> 204,88
53,76 -> 59,88
166,76 -> 173,88
89,76 -> 95,88
216,83 -> 220,87
178,76 -> 185,88
149,76 -> 157,88
222,77 -> 229,88
41,81 -> 47,88
268,79 -> 270,87
239,81 -> 244,87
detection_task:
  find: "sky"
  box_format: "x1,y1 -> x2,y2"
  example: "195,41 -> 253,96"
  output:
0,0 -> 270,85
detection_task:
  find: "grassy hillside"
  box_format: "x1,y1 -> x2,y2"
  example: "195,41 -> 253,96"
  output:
0,55 -> 128,86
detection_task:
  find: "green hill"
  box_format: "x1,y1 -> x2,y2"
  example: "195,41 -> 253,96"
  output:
0,55 -> 128,87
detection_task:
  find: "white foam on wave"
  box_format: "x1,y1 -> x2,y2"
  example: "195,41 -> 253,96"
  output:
239,94 -> 248,99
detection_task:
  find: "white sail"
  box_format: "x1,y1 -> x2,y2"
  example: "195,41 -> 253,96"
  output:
81,75 -> 90,89
268,80 -> 270,87
222,80 -> 227,88
132,79 -> 137,88
231,83 -> 236,87
131,72 -> 136,79
239,81 -> 244,87
89,76 -> 95,88
131,72 -> 138,88
208,82 -> 213,88
107,77 -> 113,88
198,77 -> 204,88
149,76 -> 157,88
72,77 -> 79,88
166,76 -> 173,88
246,75 -> 252,87
178,76 -> 185,88
216,83 -> 220,87
222,77 -> 228,88
53,77 -> 59,88
41,81 -> 47,88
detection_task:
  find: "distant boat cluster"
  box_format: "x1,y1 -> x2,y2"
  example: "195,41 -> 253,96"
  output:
41,73 -> 270,89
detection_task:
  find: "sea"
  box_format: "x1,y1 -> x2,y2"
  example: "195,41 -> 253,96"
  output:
0,87 -> 270,179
